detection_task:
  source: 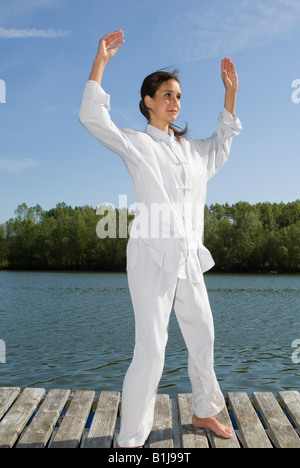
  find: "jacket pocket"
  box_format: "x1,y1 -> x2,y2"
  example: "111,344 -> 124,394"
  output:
140,240 -> 165,269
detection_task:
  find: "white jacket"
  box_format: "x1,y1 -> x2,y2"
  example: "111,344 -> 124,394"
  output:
79,80 -> 242,283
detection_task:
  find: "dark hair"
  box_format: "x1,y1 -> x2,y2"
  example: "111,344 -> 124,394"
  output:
139,70 -> 188,141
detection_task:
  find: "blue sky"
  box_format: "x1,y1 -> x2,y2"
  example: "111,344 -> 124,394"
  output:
0,0 -> 299,223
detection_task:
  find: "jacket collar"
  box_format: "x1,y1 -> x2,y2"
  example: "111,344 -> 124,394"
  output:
146,124 -> 175,144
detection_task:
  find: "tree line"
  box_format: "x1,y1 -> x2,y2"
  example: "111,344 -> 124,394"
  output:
0,200 -> 299,273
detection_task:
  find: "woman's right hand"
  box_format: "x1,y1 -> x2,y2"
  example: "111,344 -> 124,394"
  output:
95,30 -> 125,64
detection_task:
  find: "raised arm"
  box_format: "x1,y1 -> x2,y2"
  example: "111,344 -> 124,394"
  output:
191,57 -> 242,180
79,30 -> 142,168
88,30 -> 125,85
221,57 -> 238,117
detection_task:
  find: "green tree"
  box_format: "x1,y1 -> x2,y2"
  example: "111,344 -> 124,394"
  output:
0,201 -> 299,273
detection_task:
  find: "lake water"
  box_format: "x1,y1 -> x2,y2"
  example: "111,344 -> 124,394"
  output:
0,271 -> 299,397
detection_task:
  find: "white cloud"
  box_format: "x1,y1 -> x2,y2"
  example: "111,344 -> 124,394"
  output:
0,27 -> 70,39
0,0 -> 71,39
0,0 -> 66,22
0,157 -> 39,174
166,0 -> 300,61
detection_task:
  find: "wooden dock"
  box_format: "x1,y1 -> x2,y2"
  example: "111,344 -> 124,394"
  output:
0,387 -> 299,448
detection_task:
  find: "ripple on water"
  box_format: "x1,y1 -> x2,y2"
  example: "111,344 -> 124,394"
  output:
1,271 -> 299,396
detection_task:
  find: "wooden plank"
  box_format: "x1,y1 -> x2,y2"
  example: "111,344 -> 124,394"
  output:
16,389 -> 71,448
278,391 -> 300,433
49,390 -> 95,448
0,388 -> 20,420
170,398 -> 181,448
228,392 -> 272,448
83,391 -> 120,448
208,404 -> 240,448
177,394 -> 209,448
148,394 -> 174,448
253,392 -> 300,448
0,388 -> 299,449
0,387 -> 45,448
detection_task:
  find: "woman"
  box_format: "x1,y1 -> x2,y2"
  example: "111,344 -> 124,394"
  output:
79,30 -> 242,448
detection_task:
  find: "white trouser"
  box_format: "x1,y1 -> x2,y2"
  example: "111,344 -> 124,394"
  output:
117,241 -> 225,447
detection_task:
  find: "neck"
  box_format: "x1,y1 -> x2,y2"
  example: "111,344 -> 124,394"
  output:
149,118 -> 169,134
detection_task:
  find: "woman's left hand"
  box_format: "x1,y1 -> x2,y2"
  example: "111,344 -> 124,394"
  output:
221,57 -> 238,93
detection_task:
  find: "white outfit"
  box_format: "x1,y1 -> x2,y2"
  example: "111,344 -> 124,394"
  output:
79,80 -> 242,447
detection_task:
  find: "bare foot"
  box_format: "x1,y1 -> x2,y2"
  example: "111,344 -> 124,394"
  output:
116,445 -> 142,448
192,414 -> 233,439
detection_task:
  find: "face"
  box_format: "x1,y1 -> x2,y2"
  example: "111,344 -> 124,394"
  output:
145,79 -> 181,131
